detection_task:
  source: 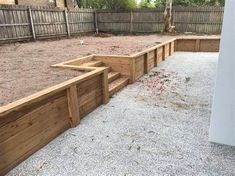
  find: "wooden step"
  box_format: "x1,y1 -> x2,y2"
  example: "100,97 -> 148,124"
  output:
108,72 -> 120,83
81,61 -> 103,67
109,77 -> 129,97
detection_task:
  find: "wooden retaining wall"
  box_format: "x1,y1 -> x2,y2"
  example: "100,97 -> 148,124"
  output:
94,55 -> 134,82
131,39 -> 175,80
0,69 -> 107,175
0,37 -> 220,175
175,37 -> 220,52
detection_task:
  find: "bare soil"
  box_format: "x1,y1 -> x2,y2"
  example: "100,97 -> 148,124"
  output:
0,34 -> 173,106
0,34 -> 218,106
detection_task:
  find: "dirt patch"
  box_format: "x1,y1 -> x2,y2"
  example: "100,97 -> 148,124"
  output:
0,34 -> 174,106
0,34 -> 219,106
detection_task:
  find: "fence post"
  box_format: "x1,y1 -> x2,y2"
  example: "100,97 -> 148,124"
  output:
28,7 -> 36,40
172,7 -> 175,27
64,8 -> 70,37
144,53 -> 150,74
67,85 -> 80,127
130,57 -> 136,83
94,10 -> 99,34
130,10 -> 133,33
102,68 -> 109,104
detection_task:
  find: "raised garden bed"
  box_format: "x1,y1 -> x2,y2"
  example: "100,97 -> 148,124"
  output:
0,36 -> 220,175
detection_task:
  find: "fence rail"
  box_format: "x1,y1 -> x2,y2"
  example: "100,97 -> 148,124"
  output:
0,6 -> 224,42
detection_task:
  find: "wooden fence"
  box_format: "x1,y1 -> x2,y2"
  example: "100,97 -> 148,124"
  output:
0,6 -> 223,42
97,7 -> 224,34
174,7 -> 224,33
0,6 -> 95,41
97,8 -> 165,33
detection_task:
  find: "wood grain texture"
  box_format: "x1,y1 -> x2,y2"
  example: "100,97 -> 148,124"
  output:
94,55 -> 132,79
175,38 -> 220,52
67,85 -> 80,127
0,92 -> 70,175
164,44 -> 170,58
135,55 -> 145,80
199,39 -> 220,52
102,69 -> 109,104
175,39 -> 197,52
77,74 -> 103,118
148,51 -> 155,71
157,46 -> 163,65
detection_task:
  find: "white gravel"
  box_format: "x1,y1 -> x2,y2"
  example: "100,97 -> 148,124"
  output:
7,52 -> 235,176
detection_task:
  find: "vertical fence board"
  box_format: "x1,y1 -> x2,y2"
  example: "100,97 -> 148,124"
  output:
174,7 -> 224,34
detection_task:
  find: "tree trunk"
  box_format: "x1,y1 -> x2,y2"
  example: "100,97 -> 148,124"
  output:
164,0 -> 173,32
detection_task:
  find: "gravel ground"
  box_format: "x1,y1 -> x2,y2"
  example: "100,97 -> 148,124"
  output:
0,34 -> 173,106
7,52 -> 235,176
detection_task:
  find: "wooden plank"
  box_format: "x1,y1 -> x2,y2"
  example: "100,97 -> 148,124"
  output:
162,45 -> 166,61
0,93 -> 70,175
76,74 -> 103,117
67,85 -> 80,127
199,39 -> 220,52
64,9 -> 70,37
135,55 -> 145,80
144,53 -> 149,74
94,56 -> 132,78
164,44 -> 170,58
175,38 -> 220,52
0,96 -> 69,156
148,51 -> 155,70
130,58 -> 136,83
28,8 -> 36,40
108,77 -> 129,97
175,39 -> 196,52
0,92 -> 66,143
170,41 -> 175,55
154,48 -> 158,66
195,39 -> 200,52
0,115 -> 70,175
79,95 -> 102,118
102,69 -> 109,104
157,47 -> 163,64
108,72 -> 120,83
